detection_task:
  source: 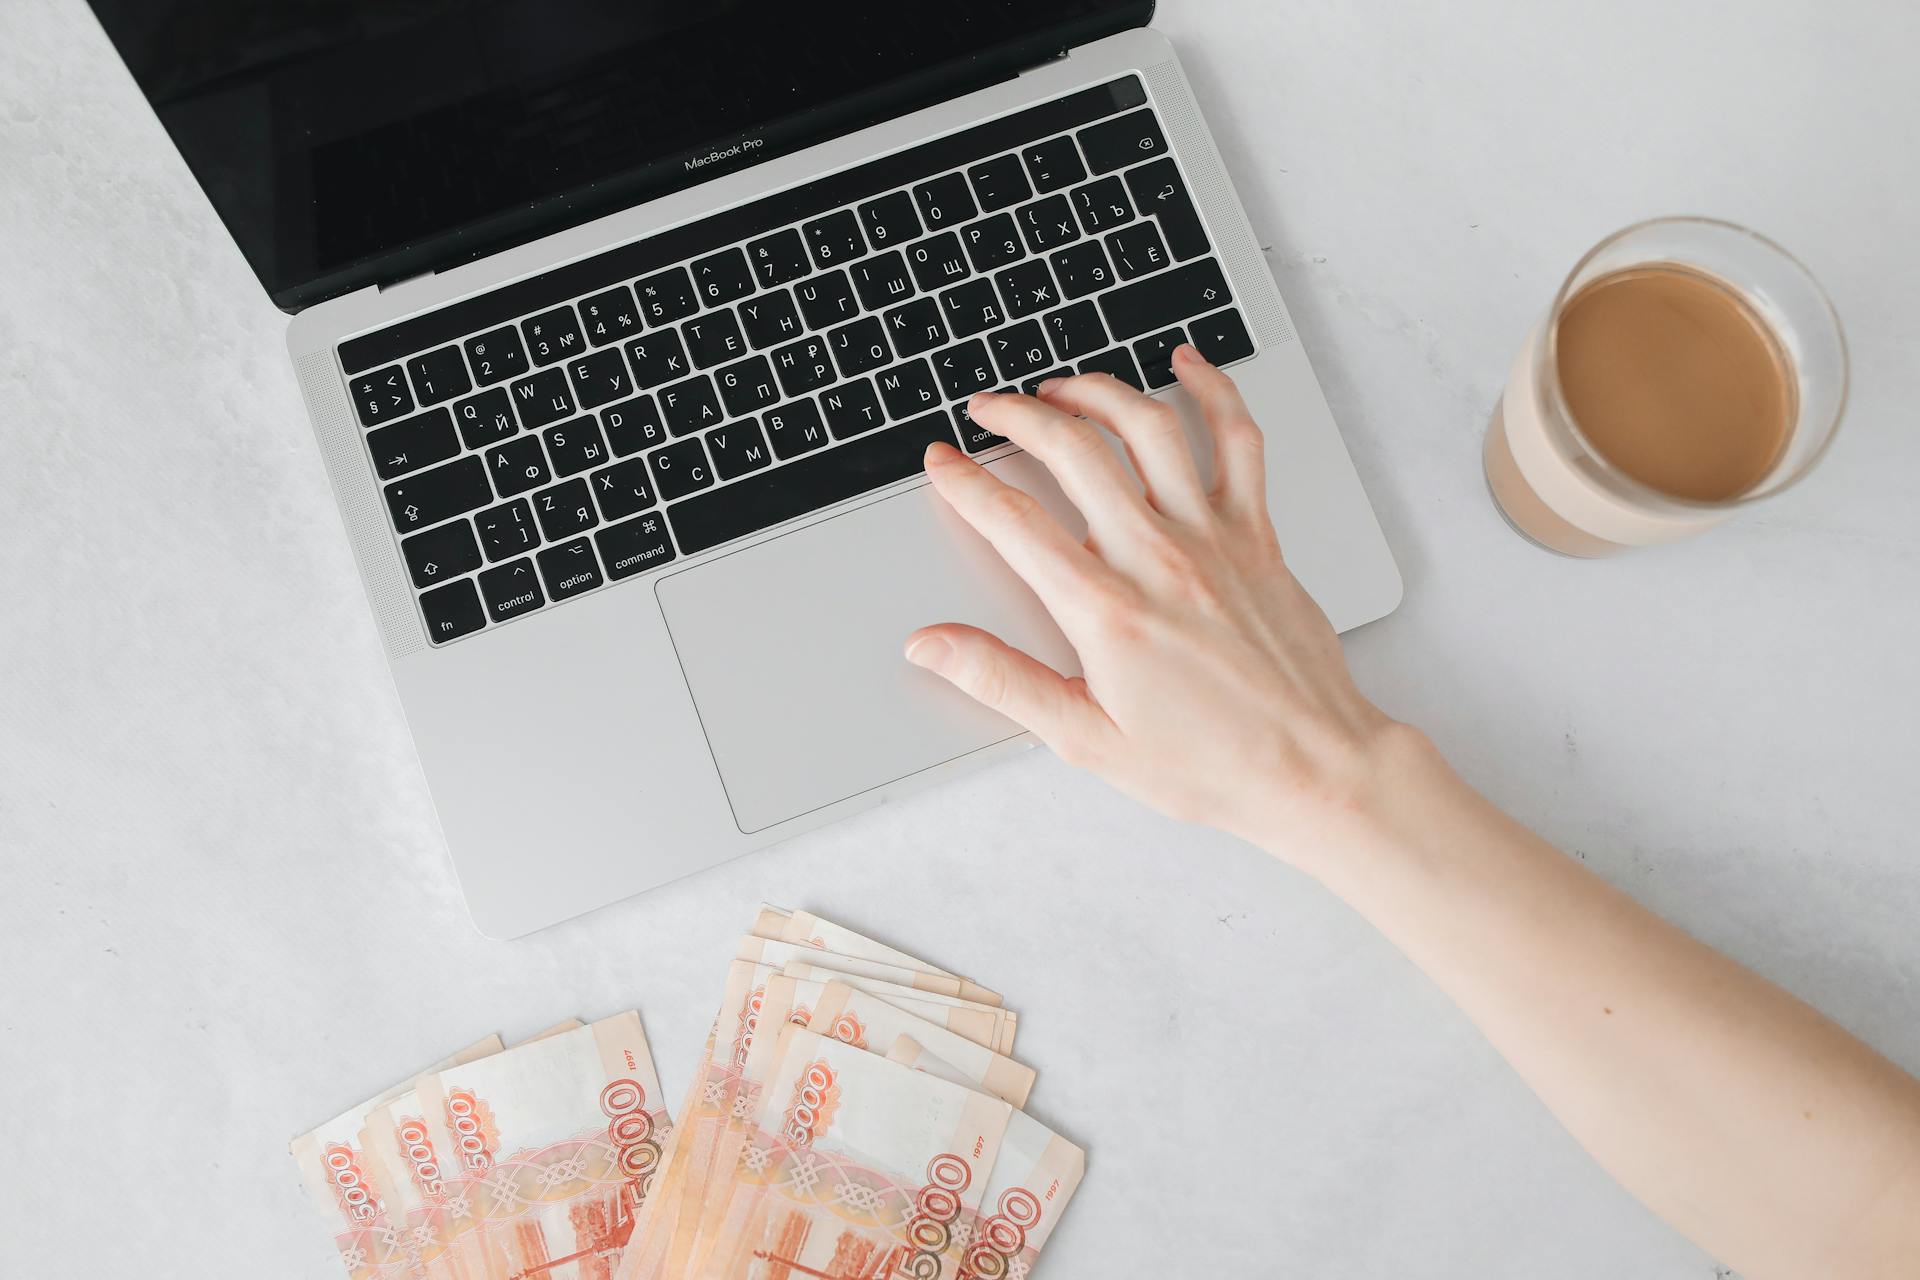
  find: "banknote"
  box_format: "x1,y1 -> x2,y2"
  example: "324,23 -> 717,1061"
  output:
695,1026 -> 1012,1280
291,1036 -> 505,1280
736,936 -> 1002,1007
397,1011 -> 669,1280
885,1038 -> 1085,1280
753,908 -> 988,994
781,962 -> 1018,1055
786,977 -> 1034,1108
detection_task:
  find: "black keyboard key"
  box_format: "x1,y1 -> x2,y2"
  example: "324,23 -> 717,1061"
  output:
543,418 -> 610,477
521,307 -> 585,366
1124,159 -> 1210,260
510,367 -> 576,430
913,173 -> 977,229
406,346 -> 471,406
625,330 -> 691,388
682,310 -> 749,369
400,519 -> 483,589
906,232 -> 972,291
566,347 -> 633,410
739,289 -> 804,349
577,285 -> 643,346
1072,176 -> 1135,236
667,411 -> 958,555
635,267 -> 699,325
705,418 -> 774,480
463,328 -> 528,387
829,316 -> 891,378
601,395 -> 666,456
691,248 -> 755,306
479,558 -> 545,621
995,260 -> 1059,319
1106,220 -> 1171,279
368,407 -> 460,480
770,335 -> 835,396
487,435 -> 553,497
1022,136 -> 1086,193
420,577 -> 486,644
1098,258 -> 1231,341
475,498 -> 541,562
953,397 -> 1009,453
747,228 -> 810,288
961,213 -> 1024,273
851,250 -> 917,310
990,321 -> 1053,382
648,436 -> 713,500
385,456 -> 491,533
933,339 -> 997,401
537,537 -> 604,601
455,388 -> 518,449
592,457 -> 657,522
858,191 -> 921,249
1078,345 -> 1145,391
1078,108 -> 1168,174
533,477 -> 599,540
967,154 -> 1032,212
1190,308 -> 1255,366
1133,327 -> 1187,389
659,374 -> 724,436
1045,300 -> 1109,362
764,398 -> 834,457
596,511 -> 676,580
883,297 -> 947,359
803,209 -> 866,268
820,379 -> 886,439
1016,194 -> 1080,253
796,270 -> 860,329
1021,367 -> 1073,397
877,360 -> 942,419
716,354 -> 782,417
939,279 -> 1005,339
350,366 -> 413,426
1051,240 -> 1115,300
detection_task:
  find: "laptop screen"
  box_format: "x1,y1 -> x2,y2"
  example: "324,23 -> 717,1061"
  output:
85,0 -> 1151,311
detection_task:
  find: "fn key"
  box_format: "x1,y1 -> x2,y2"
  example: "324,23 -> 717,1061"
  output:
419,578 -> 486,644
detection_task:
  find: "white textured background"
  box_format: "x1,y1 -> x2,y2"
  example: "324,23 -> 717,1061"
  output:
3,1 -> 1917,1276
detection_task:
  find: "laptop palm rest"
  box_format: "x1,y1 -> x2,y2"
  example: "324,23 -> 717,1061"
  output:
654,452 -> 1083,834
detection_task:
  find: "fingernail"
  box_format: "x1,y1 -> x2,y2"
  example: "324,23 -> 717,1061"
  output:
970,390 -> 999,407
1175,342 -> 1205,363
904,634 -> 952,671
1035,377 -> 1067,397
924,441 -> 957,466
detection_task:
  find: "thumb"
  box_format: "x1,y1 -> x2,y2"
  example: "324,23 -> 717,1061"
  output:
904,624 -> 1113,765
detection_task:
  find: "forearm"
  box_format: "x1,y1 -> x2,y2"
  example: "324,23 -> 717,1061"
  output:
1290,729 -> 1920,1279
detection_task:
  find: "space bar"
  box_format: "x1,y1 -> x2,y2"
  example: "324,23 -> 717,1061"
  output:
666,413 -> 959,556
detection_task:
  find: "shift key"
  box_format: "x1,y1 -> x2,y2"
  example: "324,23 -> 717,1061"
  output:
1097,258 -> 1232,342
384,455 -> 492,534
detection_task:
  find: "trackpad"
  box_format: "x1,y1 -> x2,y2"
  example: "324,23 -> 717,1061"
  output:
655,454 -> 1082,833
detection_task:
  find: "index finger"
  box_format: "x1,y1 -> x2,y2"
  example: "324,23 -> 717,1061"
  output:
920,442 -> 1121,623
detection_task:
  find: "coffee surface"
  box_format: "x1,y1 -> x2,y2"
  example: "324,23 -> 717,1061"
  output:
1554,264 -> 1793,502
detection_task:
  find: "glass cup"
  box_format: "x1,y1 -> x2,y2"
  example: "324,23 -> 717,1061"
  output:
1483,217 -> 1847,556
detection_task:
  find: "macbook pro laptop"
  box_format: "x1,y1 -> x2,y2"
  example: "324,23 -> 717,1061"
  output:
87,1 -> 1402,936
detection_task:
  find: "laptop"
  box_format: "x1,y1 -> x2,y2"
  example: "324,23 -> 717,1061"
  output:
88,1 -> 1401,937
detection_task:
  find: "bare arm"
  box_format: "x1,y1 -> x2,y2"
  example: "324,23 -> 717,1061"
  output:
906,349 -> 1920,1279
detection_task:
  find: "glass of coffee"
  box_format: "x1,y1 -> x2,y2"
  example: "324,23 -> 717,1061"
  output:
1484,217 -> 1847,556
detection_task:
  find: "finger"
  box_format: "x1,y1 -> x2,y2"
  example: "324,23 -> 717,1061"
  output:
968,392 -> 1156,535
921,442 -> 1119,621
904,623 -> 1114,764
1172,345 -> 1270,523
1035,373 -> 1210,524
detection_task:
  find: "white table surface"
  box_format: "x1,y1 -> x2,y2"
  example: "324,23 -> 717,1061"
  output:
4,1 -> 1917,1275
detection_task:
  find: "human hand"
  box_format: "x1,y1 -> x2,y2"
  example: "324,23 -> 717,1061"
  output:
906,346 -> 1422,867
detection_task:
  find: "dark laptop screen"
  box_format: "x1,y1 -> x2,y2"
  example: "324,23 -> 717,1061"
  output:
85,0 -> 1151,310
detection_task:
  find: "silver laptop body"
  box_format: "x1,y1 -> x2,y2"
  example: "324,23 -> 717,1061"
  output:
284,27 -> 1401,937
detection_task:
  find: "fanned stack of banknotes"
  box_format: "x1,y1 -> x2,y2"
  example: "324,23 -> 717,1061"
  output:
292,907 -> 1083,1279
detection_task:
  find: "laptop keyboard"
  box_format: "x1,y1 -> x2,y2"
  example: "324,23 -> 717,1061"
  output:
336,75 -> 1256,646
